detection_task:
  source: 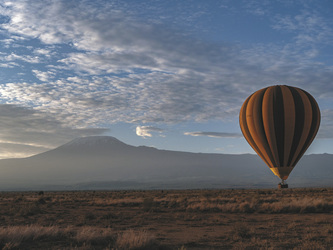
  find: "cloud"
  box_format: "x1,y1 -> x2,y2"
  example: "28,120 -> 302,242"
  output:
0,1 -> 248,126
0,142 -> 48,159
33,48 -> 52,57
317,109 -> 333,139
184,131 -> 242,138
32,70 -> 55,82
0,0 -> 332,140
273,10 -> 333,47
4,53 -> 41,63
0,104 -> 109,159
136,126 -> 164,138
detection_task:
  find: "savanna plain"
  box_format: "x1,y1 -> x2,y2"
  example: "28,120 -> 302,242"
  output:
0,188 -> 332,249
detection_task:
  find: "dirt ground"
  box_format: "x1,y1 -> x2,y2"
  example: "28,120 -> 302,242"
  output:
0,188 -> 332,249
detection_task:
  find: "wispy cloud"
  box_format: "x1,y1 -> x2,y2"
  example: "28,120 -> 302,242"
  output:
273,10 -> 333,46
184,131 -> 242,138
317,109 -> 333,139
4,53 -> 41,63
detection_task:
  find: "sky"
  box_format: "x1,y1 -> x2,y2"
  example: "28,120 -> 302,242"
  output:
0,0 -> 332,159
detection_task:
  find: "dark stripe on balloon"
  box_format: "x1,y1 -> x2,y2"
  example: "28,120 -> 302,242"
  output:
273,86 -> 285,167
286,87 -> 305,166
281,86 -> 295,167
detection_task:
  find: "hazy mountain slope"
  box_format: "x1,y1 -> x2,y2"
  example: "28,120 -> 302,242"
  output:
0,136 -> 331,190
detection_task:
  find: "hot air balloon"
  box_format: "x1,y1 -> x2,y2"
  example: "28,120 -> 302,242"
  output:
239,85 -> 320,188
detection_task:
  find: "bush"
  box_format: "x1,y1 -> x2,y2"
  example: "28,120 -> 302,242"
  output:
233,224 -> 253,239
18,204 -> 42,217
84,212 -> 96,220
143,198 -> 154,212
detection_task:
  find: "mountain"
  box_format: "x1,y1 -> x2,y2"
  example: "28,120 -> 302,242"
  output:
0,136 -> 331,190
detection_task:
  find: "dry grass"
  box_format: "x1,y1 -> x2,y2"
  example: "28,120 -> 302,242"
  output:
0,225 -> 157,249
74,226 -> 113,244
185,196 -> 333,213
0,225 -> 116,249
0,225 -> 64,247
0,188 -> 332,249
115,229 -> 156,249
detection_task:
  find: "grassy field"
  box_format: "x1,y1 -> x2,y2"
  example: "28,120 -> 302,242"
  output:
0,188 -> 332,249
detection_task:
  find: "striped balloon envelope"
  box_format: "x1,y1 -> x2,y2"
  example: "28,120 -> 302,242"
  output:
239,85 -> 320,181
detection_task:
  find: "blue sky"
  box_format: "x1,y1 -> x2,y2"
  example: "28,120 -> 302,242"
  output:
0,0 -> 332,159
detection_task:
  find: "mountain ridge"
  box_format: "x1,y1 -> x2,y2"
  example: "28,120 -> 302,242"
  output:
0,136 -> 331,190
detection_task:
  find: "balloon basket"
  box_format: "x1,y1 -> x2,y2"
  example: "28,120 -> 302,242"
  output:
278,183 -> 288,189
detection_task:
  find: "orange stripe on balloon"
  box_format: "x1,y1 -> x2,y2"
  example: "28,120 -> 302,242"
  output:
245,89 -> 274,168
262,87 -> 280,167
239,94 -> 272,168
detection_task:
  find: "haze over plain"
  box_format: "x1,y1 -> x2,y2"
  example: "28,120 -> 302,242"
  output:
0,0 -> 332,159
0,136 -> 331,190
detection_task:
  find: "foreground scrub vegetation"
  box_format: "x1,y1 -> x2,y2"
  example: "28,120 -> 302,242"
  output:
0,188 -> 332,249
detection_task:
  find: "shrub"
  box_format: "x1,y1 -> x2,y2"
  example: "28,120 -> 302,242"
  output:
233,224 -> 252,239
18,204 -> 42,217
102,212 -> 118,220
84,212 -> 96,220
143,198 -> 154,212
37,198 -> 46,205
